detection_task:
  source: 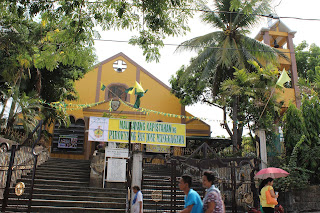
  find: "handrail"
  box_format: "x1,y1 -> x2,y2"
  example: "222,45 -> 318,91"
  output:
1,120 -> 43,213
20,120 -> 43,149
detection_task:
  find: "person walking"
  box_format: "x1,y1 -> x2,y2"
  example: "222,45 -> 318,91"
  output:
259,177 -> 279,213
132,185 -> 143,213
202,171 -> 225,213
179,175 -> 203,213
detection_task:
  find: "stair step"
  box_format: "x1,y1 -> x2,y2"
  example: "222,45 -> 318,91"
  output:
8,198 -> 126,209
47,158 -> 90,163
26,172 -> 90,179
9,193 -> 126,202
38,163 -> 90,168
21,174 -> 90,182
9,187 -> 126,198
30,206 -> 126,213
35,169 -> 90,176
21,178 -> 89,187
1,157 -> 128,213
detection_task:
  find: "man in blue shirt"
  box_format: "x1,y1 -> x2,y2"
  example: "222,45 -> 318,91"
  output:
179,175 -> 203,213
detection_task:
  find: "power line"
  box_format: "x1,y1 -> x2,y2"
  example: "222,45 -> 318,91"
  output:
0,29 -> 318,56
2,1 -> 320,22
93,38 -> 320,56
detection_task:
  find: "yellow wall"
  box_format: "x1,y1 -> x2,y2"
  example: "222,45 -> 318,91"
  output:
66,53 -> 210,132
49,53 -> 211,158
276,88 -> 295,108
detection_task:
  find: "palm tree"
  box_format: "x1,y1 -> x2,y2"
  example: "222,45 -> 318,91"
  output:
176,0 -> 285,151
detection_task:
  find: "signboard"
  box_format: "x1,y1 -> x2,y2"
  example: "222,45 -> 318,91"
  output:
58,135 -> 78,149
106,158 -> 127,182
88,117 -> 186,147
146,144 -> 170,153
88,117 -> 109,142
105,148 -> 129,158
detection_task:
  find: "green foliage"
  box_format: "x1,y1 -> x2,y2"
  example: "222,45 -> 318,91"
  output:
282,96 -> 320,184
220,62 -> 281,131
241,136 -> 256,157
275,135 -> 312,191
230,0 -> 268,14
2,0 -> 199,62
300,95 -> 320,182
0,0 -> 202,131
170,63 -> 207,106
282,103 -> 306,158
296,41 -> 320,81
15,92 -> 43,134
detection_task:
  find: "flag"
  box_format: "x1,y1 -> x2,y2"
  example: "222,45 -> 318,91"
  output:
125,87 -> 134,94
100,83 -> 106,91
134,81 -> 145,93
276,69 -> 291,87
125,81 -> 148,108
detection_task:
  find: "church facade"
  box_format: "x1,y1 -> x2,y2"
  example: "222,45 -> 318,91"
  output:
49,52 -> 211,160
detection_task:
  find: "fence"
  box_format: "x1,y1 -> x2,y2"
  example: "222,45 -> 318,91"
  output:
0,121 -> 48,213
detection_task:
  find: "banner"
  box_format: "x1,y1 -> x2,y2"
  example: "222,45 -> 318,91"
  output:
88,117 -> 109,142
88,117 -> 186,147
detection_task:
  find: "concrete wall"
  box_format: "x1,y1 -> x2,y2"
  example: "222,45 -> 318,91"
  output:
278,186 -> 320,213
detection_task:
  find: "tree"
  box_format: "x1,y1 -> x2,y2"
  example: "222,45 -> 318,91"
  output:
171,0 -> 285,150
295,41 -> 320,81
220,62 -> 281,137
300,95 -> 320,183
1,0 -> 203,130
3,0 -> 200,62
282,103 -> 306,158
282,98 -> 320,184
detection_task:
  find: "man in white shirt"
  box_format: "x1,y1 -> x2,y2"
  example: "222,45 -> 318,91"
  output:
132,185 -> 143,213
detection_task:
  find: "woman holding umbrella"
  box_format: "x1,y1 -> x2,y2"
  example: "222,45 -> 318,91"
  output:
259,178 -> 279,213
255,168 -> 289,213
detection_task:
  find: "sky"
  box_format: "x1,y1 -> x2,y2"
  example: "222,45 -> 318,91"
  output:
93,0 -> 320,138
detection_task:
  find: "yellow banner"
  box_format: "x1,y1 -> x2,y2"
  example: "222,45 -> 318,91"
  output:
107,118 -> 186,147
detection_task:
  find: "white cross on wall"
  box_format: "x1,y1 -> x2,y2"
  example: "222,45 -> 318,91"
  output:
113,60 -> 127,72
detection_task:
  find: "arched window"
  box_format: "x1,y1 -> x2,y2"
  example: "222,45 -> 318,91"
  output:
108,85 -> 127,101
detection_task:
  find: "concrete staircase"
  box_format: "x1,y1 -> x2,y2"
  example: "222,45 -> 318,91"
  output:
142,163 -> 204,212
2,158 -> 126,212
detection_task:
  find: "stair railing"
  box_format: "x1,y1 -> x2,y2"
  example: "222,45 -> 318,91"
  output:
1,120 -> 43,213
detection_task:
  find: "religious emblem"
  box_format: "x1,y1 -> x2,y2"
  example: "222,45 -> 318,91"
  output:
151,190 -> 162,202
113,60 -> 127,72
15,182 -> 25,196
111,100 -> 120,111
94,126 -> 104,138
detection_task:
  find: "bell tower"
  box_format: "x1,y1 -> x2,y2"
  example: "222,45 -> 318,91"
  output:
255,19 -> 301,108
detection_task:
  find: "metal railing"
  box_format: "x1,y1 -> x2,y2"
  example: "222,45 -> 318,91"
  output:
1,120 -> 43,213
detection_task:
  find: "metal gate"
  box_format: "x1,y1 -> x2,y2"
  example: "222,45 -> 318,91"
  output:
0,121 -> 44,213
168,143 -> 259,213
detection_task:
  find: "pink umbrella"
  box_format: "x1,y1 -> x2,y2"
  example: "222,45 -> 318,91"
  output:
254,167 -> 289,179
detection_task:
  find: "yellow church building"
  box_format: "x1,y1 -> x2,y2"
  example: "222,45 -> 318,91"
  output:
49,52 -> 212,160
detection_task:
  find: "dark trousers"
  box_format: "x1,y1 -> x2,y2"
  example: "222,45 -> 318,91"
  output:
262,207 -> 274,213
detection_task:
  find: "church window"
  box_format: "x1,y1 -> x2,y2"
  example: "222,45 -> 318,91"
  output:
108,85 -> 127,101
113,60 -> 127,72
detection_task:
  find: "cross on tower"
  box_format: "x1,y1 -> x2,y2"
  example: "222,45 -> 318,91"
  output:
113,60 -> 127,72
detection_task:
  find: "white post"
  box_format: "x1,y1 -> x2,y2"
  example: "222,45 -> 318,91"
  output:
257,129 -> 268,169
130,152 -> 143,213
